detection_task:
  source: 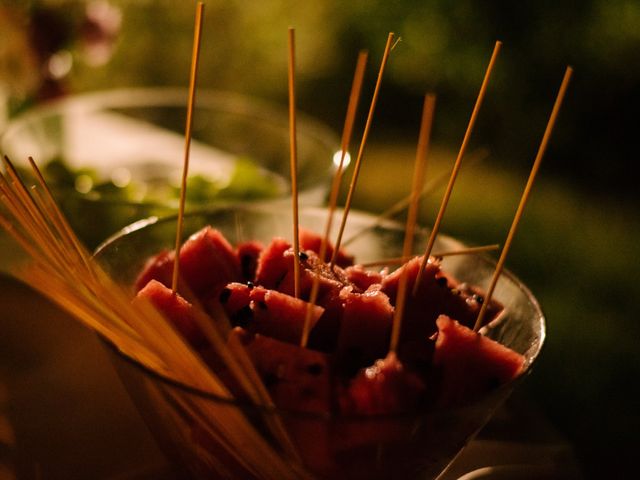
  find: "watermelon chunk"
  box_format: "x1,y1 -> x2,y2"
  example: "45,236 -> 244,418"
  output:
134,249 -> 175,293
134,279 -> 208,349
336,288 -> 394,375
218,282 -> 324,345
256,237 -> 353,298
250,287 -> 324,345
344,264 -> 385,291
230,328 -> 336,472
178,226 -> 241,298
254,237 -> 291,290
432,315 -> 525,406
339,352 -> 427,416
299,228 -> 354,267
217,282 -> 254,328
235,330 -> 332,414
236,240 -> 263,282
265,247 -> 347,300
306,284 -> 346,353
381,256 -> 503,341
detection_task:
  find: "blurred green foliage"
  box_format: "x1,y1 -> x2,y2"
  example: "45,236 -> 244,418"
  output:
46,0 -> 637,203
3,1 -> 637,202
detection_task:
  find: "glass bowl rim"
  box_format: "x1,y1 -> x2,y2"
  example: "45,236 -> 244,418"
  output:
94,204 -> 546,421
1,87 -> 341,208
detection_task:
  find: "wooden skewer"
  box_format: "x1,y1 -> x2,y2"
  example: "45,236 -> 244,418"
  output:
413,41 -> 502,296
27,156 -> 95,275
300,50 -> 368,348
322,50 -> 369,261
340,147 -> 490,249
360,243 -> 500,268
389,94 -> 436,353
474,66 -> 573,332
1,162 -> 300,476
172,1 -> 205,293
0,25 -> 319,479
2,157 -> 73,271
330,32 -> 396,269
288,27 -> 302,299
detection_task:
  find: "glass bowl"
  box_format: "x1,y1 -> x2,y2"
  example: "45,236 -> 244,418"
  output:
0,88 -> 339,248
94,205 -> 545,480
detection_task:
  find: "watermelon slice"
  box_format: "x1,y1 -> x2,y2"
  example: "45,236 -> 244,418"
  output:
134,279 -> 208,350
217,282 -> 254,327
230,328 -> 337,472
250,286 -> 324,345
432,315 -> 525,406
381,256 -> 503,341
336,287 -> 394,375
305,284 -> 346,353
254,237 -> 291,289
344,264 -> 385,291
218,282 -> 324,345
339,352 -> 427,416
236,240 -> 263,282
134,249 -> 175,293
299,228 -> 354,267
235,330 -> 332,414
178,226 -> 241,298
256,237 -> 354,297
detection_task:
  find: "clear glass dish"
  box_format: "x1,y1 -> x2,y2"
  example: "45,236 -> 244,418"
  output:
1,88 -> 339,248
94,205 -> 545,480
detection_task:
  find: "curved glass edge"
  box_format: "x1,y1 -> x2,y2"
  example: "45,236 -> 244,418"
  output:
93,205 -> 546,420
0,87 -> 340,208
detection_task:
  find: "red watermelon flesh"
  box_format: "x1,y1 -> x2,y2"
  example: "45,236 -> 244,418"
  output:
268,247 -> 349,300
306,284 -> 346,353
254,237 -> 291,289
235,330 -> 332,415
217,282 -> 254,328
344,264 -> 385,291
381,256 -> 503,341
218,282 -> 324,345
229,328 -> 336,472
178,226 -> 241,298
299,227 -> 354,267
250,286 -> 324,345
255,239 -> 358,351
276,250 -> 353,348
432,315 -> 525,407
134,279 -> 208,350
256,237 -> 353,298
339,352 -> 427,416
134,249 -> 175,293
236,240 -> 263,282
336,287 -> 394,375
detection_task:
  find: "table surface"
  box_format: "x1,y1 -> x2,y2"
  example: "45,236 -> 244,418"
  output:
0,273 -> 582,480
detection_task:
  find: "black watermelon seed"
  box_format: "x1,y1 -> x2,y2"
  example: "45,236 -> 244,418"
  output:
264,373 -> 279,387
306,363 -> 324,375
219,287 -> 231,303
241,254 -> 252,273
232,305 -> 254,328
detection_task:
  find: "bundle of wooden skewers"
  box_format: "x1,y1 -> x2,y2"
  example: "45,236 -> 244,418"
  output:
0,3 -> 572,479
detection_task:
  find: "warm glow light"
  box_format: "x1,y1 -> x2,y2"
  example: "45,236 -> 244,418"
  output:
111,167 -> 132,187
75,174 -> 94,194
332,150 -> 351,169
48,51 -> 73,79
